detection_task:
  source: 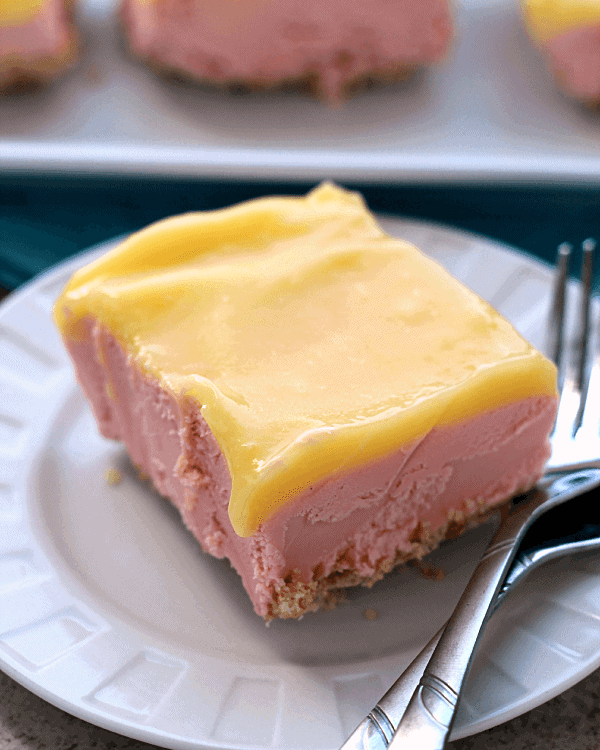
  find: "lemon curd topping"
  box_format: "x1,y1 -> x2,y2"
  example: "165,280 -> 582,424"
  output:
523,0 -> 600,43
54,184 -> 557,537
0,0 -> 47,25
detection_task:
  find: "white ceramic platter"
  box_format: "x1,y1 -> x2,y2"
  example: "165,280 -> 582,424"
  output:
1,218 -> 600,750
2,0 -> 600,181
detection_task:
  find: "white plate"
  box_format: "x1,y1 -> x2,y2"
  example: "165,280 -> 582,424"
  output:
2,0 -> 600,181
1,218 -> 600,750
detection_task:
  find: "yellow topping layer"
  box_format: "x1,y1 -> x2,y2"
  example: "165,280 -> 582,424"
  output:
523,0 -> 600,43
54,184 -> 557,537
0,0 -> 47,25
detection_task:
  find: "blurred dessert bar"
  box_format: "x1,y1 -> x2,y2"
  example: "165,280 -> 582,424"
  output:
523,0 -> 600,103
0,0 -> 79,93
120,0 -> 454,101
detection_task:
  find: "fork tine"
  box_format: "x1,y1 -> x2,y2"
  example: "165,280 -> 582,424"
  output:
549,239 -> 597,452
547,242 -> 571,370
573,239 -> 596,434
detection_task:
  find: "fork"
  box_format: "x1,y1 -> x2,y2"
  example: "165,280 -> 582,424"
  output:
340,240 -> 600,750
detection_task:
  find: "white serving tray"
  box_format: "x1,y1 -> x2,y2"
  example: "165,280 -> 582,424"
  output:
1,0 -> 600,182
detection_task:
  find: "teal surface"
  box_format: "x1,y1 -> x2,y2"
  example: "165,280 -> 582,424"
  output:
1,176 -> 600,291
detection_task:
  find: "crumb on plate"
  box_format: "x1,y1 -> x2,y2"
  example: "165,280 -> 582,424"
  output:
105,468 -> 122,486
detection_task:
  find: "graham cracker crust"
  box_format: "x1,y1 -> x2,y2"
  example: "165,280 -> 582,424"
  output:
135,455 -> 534,621
265,492 -> 527,621
148,62 -> 419,102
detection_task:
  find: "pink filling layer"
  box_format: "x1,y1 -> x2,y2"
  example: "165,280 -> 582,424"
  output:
120,0 -> 453,99
542,24 -> 600,100
66,319 -> 556,618
0,0 -> 70,59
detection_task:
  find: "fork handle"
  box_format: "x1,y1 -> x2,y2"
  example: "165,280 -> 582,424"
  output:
386,524 -> 523,750
339,469 -> 600,750
387,470 -> 600,750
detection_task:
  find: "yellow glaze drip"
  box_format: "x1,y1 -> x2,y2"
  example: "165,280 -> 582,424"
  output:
523,0 -> 600,43
54,183 -> 557,537
0,0 -> 47,25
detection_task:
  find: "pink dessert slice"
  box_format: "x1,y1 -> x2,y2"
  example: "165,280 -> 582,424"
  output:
54,184 -> 558,620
